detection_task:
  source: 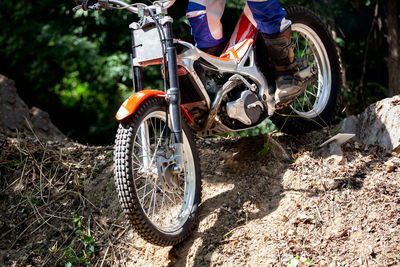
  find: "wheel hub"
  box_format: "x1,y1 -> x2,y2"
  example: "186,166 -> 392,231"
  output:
156,147 -> 182,194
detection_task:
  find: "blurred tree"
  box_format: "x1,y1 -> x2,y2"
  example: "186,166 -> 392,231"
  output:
382,0 -> 400,96
0,0 -> 397,144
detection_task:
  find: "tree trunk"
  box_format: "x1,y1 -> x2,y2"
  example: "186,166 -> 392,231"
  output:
384,0 -> 400,96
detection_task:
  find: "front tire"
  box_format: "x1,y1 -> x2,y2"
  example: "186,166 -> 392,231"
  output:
271,5 -> 342,134
114,98 -> 201,246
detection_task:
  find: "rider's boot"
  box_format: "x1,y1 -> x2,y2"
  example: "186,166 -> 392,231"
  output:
262,27 -> 305,106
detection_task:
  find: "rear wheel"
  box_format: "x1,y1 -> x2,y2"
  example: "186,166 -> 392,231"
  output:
114,98 -> 201,246
271,5 -> 342,134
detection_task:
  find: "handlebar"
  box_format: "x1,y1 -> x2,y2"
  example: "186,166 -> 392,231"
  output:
74,0 -> 176,14
109,0 -> 139,13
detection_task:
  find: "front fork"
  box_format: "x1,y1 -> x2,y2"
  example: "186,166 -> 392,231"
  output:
130,21 -> 184,174
165,22 -> 184,173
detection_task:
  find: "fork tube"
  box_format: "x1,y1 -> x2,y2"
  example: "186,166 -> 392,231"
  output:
139,122 -> 151,169
165,22 -> 182,144
130,29 -> 144,92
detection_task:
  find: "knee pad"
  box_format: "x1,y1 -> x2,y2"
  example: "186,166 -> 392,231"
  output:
186,1 -> 225,48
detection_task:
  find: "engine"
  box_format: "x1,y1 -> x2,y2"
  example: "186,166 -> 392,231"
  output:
226,90 -> 263,126
193,61 -> 265,130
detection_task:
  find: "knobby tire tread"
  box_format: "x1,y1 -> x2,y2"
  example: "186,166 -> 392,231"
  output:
114,98 -> 201,246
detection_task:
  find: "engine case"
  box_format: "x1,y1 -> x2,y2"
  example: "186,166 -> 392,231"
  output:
226,90 -> 263,125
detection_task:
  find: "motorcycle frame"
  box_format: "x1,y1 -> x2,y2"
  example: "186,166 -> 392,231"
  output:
119,12 -> 276,138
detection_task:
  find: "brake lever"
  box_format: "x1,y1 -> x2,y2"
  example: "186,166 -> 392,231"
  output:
72,2 -> 103,12
73,5 -> 82,12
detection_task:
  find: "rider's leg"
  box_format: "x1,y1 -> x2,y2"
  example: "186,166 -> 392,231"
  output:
186,0 -> 226,56
247,0 -> 304,105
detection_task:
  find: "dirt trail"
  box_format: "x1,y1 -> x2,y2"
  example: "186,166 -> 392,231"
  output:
0,130 -> 399,266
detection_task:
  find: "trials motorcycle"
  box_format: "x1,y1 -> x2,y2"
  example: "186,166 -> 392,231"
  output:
74,0 -> 342,246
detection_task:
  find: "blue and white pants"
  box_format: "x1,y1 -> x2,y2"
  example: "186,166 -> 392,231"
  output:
186,0 -> 291,48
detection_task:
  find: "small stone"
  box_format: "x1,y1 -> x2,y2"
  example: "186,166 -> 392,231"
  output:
266,259 -> 278,265
287,229 -> 296,236
387,165 -> 395,173
293,214 -> 314,224
281,214 -> 289,222
332,229 -> 348,238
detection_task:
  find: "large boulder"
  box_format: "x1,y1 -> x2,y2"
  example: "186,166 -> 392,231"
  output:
340,95 -> 400,152
0,74 -> 66,141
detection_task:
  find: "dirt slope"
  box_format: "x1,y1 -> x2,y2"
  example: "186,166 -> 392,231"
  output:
1,129 -> 399,266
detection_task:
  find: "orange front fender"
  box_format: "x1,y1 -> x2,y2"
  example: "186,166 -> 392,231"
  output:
115,90 -> 193,125
116,90 -> 165,121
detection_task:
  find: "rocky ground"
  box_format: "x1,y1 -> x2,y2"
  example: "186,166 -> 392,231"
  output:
1,75 -> 399,266
0,127 -> 399,266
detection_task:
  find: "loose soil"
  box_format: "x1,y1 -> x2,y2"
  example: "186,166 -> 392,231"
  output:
0,129 -> 399,266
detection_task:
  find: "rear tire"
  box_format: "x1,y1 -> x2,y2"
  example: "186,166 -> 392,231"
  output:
114,98 -> 201,246
270,5 -> 342,134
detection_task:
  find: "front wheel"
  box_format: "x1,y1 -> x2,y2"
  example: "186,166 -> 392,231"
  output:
271,5 -> 342,134
114,98 -> 201,246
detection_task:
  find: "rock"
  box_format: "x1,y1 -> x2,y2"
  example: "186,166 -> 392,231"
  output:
318,140 -> 346,166
0,75 -> 66,142
324,179 -> 342,191
292,213 -> 314,224
325,141 -> 346,165
263,134 -> 291,161
358,96 -> 400,151
350,96 -> 400,152
0,75 -> 29,131
266,259 -> 278,266
384,158 -> 400,173
339,115 -> 359,135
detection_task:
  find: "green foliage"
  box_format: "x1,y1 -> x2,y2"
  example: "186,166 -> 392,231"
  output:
9,160 -> 21,169
31,199 -> 40,207
228,119 -> 277,138
0,0 -> 393,144
287,257 -> 300,267
50,214 -> 95,266
287,256 -> 312,267
257,142 -> 270,157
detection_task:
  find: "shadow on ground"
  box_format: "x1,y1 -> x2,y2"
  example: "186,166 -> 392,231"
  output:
168,135 -> 290,266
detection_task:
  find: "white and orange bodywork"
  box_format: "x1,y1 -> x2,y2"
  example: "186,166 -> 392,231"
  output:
115,90 -> 193,124
116,10 -> 275,130
221,12 -> 258,62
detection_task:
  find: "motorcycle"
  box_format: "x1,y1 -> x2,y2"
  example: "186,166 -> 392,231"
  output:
74,0 -> 342,246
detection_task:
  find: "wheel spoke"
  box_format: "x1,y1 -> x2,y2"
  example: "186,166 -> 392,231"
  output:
308,89 -> 317,97
147,186 -> 156,217
288,23 -> 333,118
116,106 -> 197,233
159,190 -> 166,223
149,123 -> 166,168
155,184 -> 178,205
140,188 -> 154,209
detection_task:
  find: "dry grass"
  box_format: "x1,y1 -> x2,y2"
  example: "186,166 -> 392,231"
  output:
1,129 -> 399,266
0,132 -> 132,266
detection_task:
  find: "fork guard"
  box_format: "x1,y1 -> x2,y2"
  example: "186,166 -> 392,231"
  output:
115,89 -> 193,124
